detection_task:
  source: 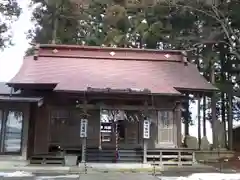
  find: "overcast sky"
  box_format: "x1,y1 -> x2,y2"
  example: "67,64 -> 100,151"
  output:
0,0 -> 33,82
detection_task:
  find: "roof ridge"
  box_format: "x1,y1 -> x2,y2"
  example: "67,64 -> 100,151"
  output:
32,44 -> 185,62
39,44 -> 185,54
37,54 -> 185,62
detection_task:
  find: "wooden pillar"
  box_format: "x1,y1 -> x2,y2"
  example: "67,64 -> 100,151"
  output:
0,111 -> 6,153
210,64 -> 217,148
80,99 -> 88,163
99,107 -> 102,150
143,100 -> 149,164
81,137 -> 86,163
175,102 -> 182,147
143,140 -> 147,164
184,94 -> 190,136
197,95 -> 201,149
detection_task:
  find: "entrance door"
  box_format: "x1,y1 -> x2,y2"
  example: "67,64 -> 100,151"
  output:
100,110 -> 114,147
100,109 -> 127,148
157,111 -> 175,147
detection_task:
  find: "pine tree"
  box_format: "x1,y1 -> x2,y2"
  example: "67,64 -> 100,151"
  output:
28,0 -> 80,44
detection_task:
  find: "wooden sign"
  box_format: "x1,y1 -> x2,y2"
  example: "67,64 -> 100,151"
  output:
80,119 -> 88,138
143,119 -> 150,139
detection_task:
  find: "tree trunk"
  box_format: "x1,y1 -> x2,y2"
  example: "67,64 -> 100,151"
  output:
210,63 -> 217,148
203,70 -> 207,137
197,96 -> 201,149
220,45 -> 227,148
203,96 -> 207,137
51,2 -> 59,44
196,47 -> 201,142
221,92 -> 227,148
226,72 -> 233,150
227,93 -> 233,150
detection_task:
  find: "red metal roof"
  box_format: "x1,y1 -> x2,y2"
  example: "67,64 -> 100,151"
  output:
9,45 -> 217,94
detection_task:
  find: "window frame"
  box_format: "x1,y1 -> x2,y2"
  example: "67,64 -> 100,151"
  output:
158,110 -> 174,128
0,108 -> 24,155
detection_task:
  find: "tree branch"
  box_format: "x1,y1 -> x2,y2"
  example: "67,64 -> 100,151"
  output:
162,0 -> 240,59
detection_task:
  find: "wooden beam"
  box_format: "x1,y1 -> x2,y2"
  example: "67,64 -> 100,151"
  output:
184,94 -> 190,136
175,102 -> 182,147
55,91 -> 183,101
75,104 -> 176,111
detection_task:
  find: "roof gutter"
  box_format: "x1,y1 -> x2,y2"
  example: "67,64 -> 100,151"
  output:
54,89 -> 184,97
175,87 -> 219,93
0,96 -> 44,107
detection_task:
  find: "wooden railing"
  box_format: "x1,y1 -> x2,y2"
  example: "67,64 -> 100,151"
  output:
147,149 -> 196,166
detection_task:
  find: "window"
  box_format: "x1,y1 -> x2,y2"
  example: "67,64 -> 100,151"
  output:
157,110 -> 174,143
162,111 -> 170,127
127,0 -> 142,5
3,111 -> 23,153
158,111 -> 173,128
0,110 -> 24,154
0,110 -> 2,137
0,110 -> 3,152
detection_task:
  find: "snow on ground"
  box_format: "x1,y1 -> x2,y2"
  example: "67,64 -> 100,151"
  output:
188,173 -> 240,180
1,171 -> 240,180
0,171 -> 33,177
0,171 -> 79,179
36,175 -> 80,179
159,173 -> 240,180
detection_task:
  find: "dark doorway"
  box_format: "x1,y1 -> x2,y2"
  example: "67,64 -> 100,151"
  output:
117,120 -> 125,140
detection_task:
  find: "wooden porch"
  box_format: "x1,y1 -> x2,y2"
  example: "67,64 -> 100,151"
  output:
147,148 -> 196,166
